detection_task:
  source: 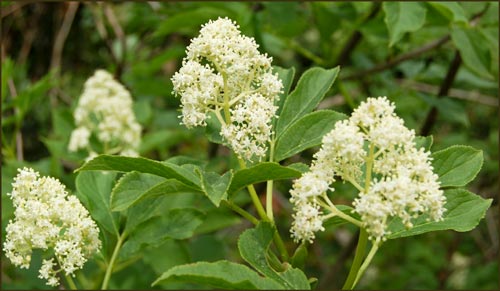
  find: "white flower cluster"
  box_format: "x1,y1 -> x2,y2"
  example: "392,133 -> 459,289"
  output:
3,168 -> 101,286
171,17 -> 283,161
289,97 -> 446,244
69,69 -> 142,158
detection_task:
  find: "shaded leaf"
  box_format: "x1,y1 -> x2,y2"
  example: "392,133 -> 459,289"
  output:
428,2 -> 467,24
238,222 -> 310,289
451,25 -> 494,80
274,110 -> 346,161
388,189 -> 491,239
383,2 -> 427,46
432,145 -> 483,188
110,172 -> 166,212
197,169 -> 232,207
75,155 -> 200,188
276,67 -> 339,138
228,163 -> 301,195
414,135 -> 433,151
121,209 -> 204,258
75,171 -> 119,235
152,260 -> 283,289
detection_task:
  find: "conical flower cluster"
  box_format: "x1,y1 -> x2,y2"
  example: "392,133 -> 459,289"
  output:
171,17 -> 283,161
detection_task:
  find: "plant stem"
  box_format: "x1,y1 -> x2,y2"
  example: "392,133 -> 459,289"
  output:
352,242 -> 379,289
237,158 -> 268,221
101,232 -> 126,290
365,143 -> 375,192
273,227 -> 289,262
65,274 -> 78,290
266,139 -> 276,222
342,229 -> 368,290
222,200 -> 259,225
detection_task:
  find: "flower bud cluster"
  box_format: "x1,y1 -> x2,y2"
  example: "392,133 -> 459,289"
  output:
171,17 -> 283,161
69,69 -> 142,158
3,168 -> 101,286
289,97 -> 446,244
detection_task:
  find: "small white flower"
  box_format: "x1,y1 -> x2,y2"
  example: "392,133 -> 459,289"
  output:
69,70 -> 142,157
3,168 -> 101,287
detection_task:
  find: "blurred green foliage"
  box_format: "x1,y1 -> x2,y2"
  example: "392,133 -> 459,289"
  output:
1,2 -> 497,290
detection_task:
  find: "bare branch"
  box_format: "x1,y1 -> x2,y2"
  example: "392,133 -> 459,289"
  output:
342,35 -> 451,81
397,79 -> 498,107
104,3 -> 126,79
50,2 -> 80,72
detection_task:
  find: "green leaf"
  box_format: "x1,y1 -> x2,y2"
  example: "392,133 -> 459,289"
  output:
228,163 -> 302,195
432,145 -> 483,188
75,155 -> 200,188
388,189 -> 491,239
451,25 -> 494,80
121,208 -> 204,258
383,2 -> 427,46
290,243 -> 308,269
414,135 -> 433,151
194,209 -> 241,234
152,260 -> 283,289
274,110 -> 346,161
238,222 -> 310,289
197,169 -> 232,207
275,67 -> 339,138
75,171 -> 119,235
14,72 -> 53,117
273,66 -> 296,117
428,2 -> 467,24
110,172 -> 166,212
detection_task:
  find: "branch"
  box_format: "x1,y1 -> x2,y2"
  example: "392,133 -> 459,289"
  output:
419,52 -> 461,136
419,4 -> 491,136
8,79 -> 23,161
336,2 -> 381,66
50,2 -> 80,72
104,3 -> 126,79
342,35 -> 450,81
1,2 -> 29,18
397,79 -> 498,107
342,3 -> 490,81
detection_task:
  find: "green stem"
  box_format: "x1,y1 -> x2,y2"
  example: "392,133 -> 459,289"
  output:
320,195 -> 362,227
342,229 -> 368,290
266,139 -> 276,222
365,143 -> 375,192
222,200 -> 259,225
352,242 -> 379,289
101,232 -> 126,290
237,158 -> 268,221
65,274 -> 78,290
273,227 -> 289,262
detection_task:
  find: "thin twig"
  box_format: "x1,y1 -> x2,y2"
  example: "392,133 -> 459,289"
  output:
88,3 -> 119,67
8,79 -> 23,161
342,3 -> 489,82
1,2 -> 30,18
336,2 -> 381,66
419,52 -> 462,136
50,2 -> 80,72
103,3 -> 126,79
342,35 -> 451,81
397,79 -> 498,107
419,4 -> 490,136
